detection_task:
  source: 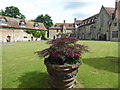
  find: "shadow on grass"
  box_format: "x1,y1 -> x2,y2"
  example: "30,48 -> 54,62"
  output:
83,56 -> 119,73
18,71 -> 49,88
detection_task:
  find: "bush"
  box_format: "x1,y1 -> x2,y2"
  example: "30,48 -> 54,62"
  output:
36,36 -> 89,65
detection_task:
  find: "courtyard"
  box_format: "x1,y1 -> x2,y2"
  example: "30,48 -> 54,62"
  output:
2,41 -> 119,88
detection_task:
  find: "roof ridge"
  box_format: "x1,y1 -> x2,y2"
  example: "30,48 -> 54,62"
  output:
0,16 -> 42,24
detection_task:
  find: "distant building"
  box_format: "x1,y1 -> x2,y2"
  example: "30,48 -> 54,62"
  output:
0,16 -> 47,42
49,20 -> 75,39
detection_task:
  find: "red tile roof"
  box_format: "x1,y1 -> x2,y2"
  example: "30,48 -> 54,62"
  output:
104,7 -> 115,16
74,20 -> 82,25
50,23 -> 75,30
0,16 -> 47,30
79,14 -> 98,27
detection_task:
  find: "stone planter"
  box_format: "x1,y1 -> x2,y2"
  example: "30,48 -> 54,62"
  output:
44,61 -> 82,89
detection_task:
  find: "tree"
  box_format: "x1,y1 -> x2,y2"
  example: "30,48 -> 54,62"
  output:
26,29 -> 41,41
34,14 -> 53,30
0,6 -> 25,20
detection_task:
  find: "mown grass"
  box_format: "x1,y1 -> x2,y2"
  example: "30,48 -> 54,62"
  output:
2,41 -> 119,88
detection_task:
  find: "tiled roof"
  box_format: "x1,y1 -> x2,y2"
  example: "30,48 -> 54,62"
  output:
0,16 -> 47,30
74,20 -> 82,25
79,14 -> 98,27
104,7 -> 115,16
50,23 -> 75,30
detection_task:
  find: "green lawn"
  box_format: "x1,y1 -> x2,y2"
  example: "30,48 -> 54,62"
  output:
2,41 -> 119,88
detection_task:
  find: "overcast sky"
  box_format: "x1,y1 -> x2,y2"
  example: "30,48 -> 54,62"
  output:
0,0 -> 115,23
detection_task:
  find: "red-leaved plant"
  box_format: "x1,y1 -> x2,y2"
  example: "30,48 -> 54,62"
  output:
36,36 -> 89,65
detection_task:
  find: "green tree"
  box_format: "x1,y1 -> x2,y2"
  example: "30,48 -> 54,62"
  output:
0,6 -> 25,20
26,30 -> 41,41
34,14 -> 53,30
34,14 -> 53,38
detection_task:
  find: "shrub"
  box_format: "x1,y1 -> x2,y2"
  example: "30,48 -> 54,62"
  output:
36,36 -> 89,65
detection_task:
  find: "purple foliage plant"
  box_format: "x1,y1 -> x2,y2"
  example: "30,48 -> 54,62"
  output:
35,36 -> 89,65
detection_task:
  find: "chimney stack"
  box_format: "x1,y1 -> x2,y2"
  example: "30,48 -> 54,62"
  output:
115,0 -> 120,19
74,18 -> 77,22
64,20 -> 66,23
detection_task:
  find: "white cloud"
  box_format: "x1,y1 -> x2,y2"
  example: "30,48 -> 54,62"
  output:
0,0 -> 115,23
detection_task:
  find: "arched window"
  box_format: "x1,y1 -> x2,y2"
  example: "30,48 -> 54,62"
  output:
100,14 -> 104,27
0,17 -> 8,25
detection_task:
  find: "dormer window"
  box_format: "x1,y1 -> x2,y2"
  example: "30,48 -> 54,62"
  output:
94,17 -> 97,21
34,23 -> 39,29
0,17 -> 8,25
55,25 -> 57,27
92,19 -> 94,22
19,21 -> 26,27
88,20 -> 90,23
69,24 -> 72,27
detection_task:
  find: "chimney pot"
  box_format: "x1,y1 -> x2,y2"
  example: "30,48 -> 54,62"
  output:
64,20 -> 65,23
74,18 -> 77,22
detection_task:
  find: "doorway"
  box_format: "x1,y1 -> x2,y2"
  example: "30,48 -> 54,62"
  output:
53,36 -> 55,39
6,36 -> 11,42
31,37 -> 33,41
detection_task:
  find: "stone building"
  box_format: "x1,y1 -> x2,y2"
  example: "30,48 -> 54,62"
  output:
76,0 -> 120,41
95,6 -> 114,41
0,16 -> 47,42
49,20 -> 75,39
76,14 -> 98,40
110,0 -> 120,41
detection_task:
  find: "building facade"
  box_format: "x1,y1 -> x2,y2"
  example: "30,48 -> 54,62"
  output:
0,16 -> 47,42
49,20 -> 75,39
95,6 -> 114,41
75,0 -> 120,41
110,0 -> 120,41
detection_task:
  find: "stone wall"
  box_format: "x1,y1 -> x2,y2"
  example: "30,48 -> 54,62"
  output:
1,28 -> 38,42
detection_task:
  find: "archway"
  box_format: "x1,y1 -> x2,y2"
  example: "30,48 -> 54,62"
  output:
31,37 -> 33,41
6,36 -> 11,42
53,36 -> 55,39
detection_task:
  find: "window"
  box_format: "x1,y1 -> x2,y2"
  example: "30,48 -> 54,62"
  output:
100,14 -> 104,27
57,29 -> 59,32
112,31 -> 118,38
61,29 -> 63,32
114,23 -> 117,26
0,17 -> 7,25
57,35 -> 59,37
87,20 -> 90,23
54,25 -> 57,27
24,36 -> 27,38
69,24 -> 72,27
19,21 -> 26,27
60,25 -> 63,27
34,23 -> 39,29
92,19 -> 94,22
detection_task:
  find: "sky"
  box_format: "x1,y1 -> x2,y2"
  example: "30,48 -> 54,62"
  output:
0,0 -> 115,23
